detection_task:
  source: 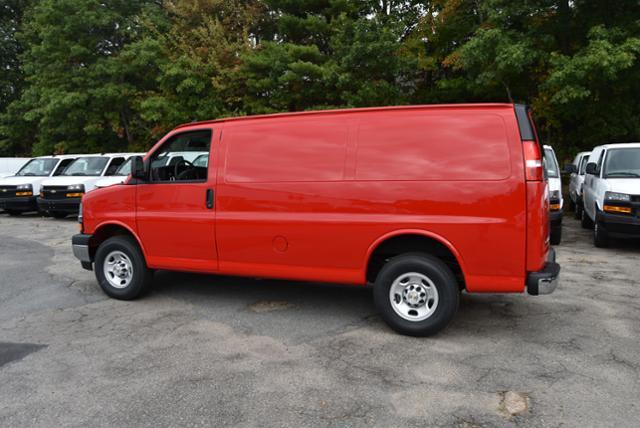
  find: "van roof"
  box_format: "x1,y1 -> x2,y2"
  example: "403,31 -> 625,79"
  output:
596,142 -> 640,150
174,103 -> 516,130
35,153 -> 143,160
35,154 -> 89,160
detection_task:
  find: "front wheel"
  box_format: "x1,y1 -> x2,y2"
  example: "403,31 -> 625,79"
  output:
373,253 -> 459,337
95,236 -> 152,300
581,208 -> 594,229
51,211 -> 68,219
594,221 -> 609,248
5,209 -> 22,216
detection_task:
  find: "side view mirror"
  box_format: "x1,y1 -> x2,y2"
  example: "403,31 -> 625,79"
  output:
131,156 -> 147,180
585,162 -> 597,175
564,164 -> 577,174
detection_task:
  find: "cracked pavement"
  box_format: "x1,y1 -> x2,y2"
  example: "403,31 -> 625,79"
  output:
0,213 -> 639,426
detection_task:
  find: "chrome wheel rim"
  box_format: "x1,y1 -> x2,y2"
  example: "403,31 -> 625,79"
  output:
389,272 -> 439,322
103,250 -> 133,289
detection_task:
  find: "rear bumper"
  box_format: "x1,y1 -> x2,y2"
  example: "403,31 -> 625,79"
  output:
0,196 -> 38,211
37,197 -> 81,213
72,233 -> 93,271
596,210 -> 640,238
527,248 -> 560,295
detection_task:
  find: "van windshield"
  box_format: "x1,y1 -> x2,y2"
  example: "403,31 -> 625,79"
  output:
15,158 -> 58,176
544,148 -> 559,178
579,155 -> 589,175
114,158 -> 133,176
62,157 -> 109,176
604,148 -> 640,178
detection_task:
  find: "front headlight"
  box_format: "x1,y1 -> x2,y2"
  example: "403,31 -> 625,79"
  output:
549,190 -> 561,201
605,191 -> 630,202
16,184 -> 32,191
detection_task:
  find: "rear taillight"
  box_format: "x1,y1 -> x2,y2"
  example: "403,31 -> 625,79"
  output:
523,141 -> 543,181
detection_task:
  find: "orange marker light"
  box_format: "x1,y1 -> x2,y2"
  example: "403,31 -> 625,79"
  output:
603,205 -> 632,214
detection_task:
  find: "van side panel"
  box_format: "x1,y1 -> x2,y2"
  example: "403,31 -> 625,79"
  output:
354,109 -> 527,292
215,106 -> 527,291
355,114 -> 511,181
225,119 -> 349,183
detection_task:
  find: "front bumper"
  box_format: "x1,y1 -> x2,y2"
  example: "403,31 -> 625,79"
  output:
0,196 -> 38,212
526,248 -> 560,295
72,233 -> 93,271
37,197 -> 81,214
596,210 -> 640,239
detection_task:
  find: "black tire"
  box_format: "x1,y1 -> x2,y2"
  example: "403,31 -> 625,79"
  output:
5,209 -> 22,216
51,211 -> 68,219
568,198 -> 576,212
95,236 -> 152,300
594,220 -> 609,248
581,207 -> 594,229
373,253 -> 459,337
550,224 -> 562,245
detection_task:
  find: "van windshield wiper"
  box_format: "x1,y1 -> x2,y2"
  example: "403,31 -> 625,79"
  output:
70,172 -> 87,176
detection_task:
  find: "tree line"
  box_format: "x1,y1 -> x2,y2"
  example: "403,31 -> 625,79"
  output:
1,0 -> 639,159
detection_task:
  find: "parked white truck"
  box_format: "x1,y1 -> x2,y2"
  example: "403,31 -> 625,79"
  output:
0,155 -> 80,215
37,153 -> 140,218
566,151 -> 591,219
543,145 -> 563,245
582,143 -> 640,247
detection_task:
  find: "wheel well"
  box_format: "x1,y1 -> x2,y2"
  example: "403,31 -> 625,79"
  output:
89,224 -> 138,258
366,234 -> 465,288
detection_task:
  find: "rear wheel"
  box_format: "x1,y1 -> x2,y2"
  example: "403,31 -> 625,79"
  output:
568,198 -> 576,212
581,207 -> 594,229
5,209 -> 22,216
95,236 -> 152,300
51,211 -> 68,219
373,253 -> 459,337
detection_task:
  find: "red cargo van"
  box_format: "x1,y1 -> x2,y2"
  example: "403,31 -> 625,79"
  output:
72,104 -> 559,336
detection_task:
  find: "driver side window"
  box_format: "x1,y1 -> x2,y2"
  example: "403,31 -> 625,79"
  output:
149,130 -> 212,182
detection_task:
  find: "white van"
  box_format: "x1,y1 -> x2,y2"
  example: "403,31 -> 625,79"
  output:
566,151 -> 591,219
38,153 -> 139,218
94,153 -> 146,189
543,145 -> 563,245
0,155 -> 80,215
0,158 -> 30,178
582,143 -> 640,247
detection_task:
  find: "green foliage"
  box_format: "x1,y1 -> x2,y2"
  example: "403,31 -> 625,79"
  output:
543,25 -> 640,153
1,0 -> 640,158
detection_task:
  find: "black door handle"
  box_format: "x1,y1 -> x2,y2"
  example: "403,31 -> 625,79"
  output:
206,188 -> 214,209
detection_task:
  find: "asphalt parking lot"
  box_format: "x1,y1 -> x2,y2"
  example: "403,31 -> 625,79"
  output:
0,213 -> 639,427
